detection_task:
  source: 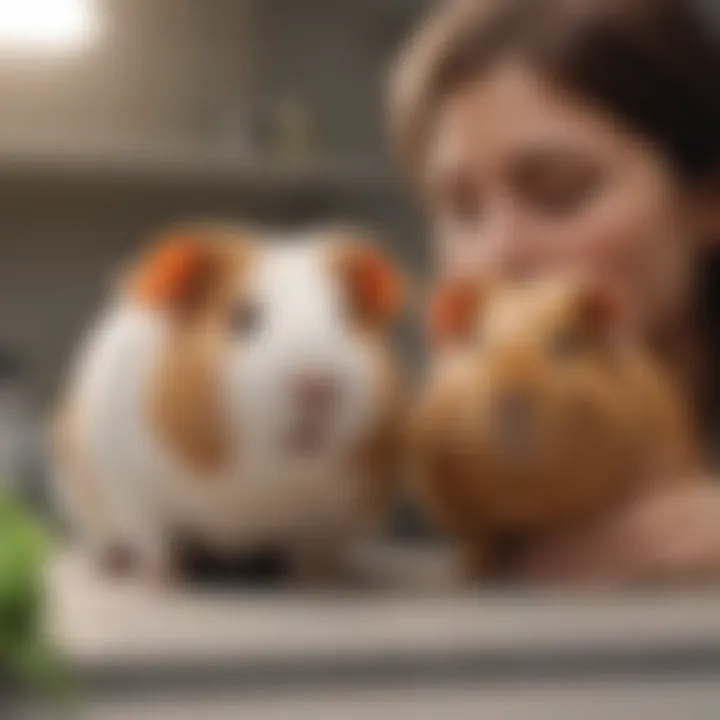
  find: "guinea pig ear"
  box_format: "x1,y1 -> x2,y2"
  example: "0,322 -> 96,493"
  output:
333,237 -> 405,329
127,226 -> 241,316
428,278 -> 486,347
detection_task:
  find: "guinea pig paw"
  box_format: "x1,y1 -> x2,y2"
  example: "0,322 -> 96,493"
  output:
291,552 -> 350,590
460,542 -> 493,586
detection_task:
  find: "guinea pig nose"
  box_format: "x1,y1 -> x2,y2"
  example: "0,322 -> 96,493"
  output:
292,372 -> 340,416
491,390 -> 534,456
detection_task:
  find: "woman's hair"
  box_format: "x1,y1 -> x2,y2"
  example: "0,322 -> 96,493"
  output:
390,0 -> 719,183
390,0 -> 720,428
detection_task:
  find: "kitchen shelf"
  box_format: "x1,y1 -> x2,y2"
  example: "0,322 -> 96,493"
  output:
0,138 -> 398,198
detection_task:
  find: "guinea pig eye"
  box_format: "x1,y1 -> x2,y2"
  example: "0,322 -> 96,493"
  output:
229,300 -> 263,337
550,327 -> 584,359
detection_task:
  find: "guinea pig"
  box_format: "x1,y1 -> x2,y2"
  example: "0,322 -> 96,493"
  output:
53,224 -> 405,583
411,275 -> 700,581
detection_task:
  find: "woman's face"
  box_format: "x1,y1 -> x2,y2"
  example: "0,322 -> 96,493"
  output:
425,62 -> 706,340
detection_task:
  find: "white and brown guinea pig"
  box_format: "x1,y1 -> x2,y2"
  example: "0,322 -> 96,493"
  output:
412,275 -> 700,581
53,224 -> 405,582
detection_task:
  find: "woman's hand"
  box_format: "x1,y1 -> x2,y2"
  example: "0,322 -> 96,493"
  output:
512,481 -> 720,586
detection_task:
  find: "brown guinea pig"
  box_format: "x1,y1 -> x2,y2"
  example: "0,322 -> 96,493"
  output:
411,275 -> 700,581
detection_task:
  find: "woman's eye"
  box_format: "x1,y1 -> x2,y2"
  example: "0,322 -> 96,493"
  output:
530,179 -> 599,215
550,328 -> 585,359
515,157 -> 604,217
229,300 -> 263,337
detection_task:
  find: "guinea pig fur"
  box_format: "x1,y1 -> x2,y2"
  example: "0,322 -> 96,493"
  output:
53,224 -> 405,582
412,275 -> 700,581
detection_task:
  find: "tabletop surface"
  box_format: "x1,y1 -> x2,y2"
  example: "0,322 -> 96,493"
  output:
49,544 -> 720,670
38,546 -> 720,717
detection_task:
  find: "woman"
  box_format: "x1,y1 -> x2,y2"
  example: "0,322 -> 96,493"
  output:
391,0 -> 720,584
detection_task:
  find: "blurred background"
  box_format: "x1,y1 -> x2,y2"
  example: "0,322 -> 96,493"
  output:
0,0 -> 431,408
1,2 -> 720,717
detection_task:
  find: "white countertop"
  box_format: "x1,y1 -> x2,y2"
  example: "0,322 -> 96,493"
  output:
49,545 -> 720,671
38,546 -> 720,718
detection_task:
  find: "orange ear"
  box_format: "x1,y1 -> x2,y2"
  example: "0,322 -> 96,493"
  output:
129,227 -> 236,314
132,239 -> 211,307
337,240 -> 404,328
429,279 -> 485,347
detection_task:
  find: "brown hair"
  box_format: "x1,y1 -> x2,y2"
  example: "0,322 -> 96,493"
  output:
390,0 -> 719,183
390,0 -> 720,429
